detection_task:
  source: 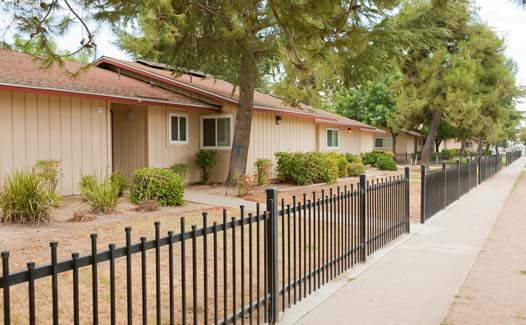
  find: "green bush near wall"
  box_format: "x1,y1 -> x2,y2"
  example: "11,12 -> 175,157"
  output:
130,167 -> 184,206
361,151 -> 394,166
275,152 -> 339,185
376,155 -> 398,171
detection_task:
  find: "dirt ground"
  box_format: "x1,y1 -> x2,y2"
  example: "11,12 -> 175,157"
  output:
444,171 -> 526,324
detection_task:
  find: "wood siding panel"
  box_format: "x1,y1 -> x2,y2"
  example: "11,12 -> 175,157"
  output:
0,90 -> 110,195
111,104 -> 148,181
247,111 -> 317,177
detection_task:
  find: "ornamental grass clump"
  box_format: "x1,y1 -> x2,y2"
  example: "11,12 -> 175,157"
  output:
80,175 -> 120,214
0,170 -> 55,223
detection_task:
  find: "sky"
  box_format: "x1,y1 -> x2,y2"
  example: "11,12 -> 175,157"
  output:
1,1 -> 525,109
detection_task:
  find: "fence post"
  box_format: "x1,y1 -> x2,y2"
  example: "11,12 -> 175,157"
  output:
477,156 -> 481,185
420,165 -> 426,224
442,162 -> 447,209
405,167 -> 410,232
467,158 -> 471,190
359,174 -> 367,262
265,188 -> 279,324
457,160 -> 461,200
2,251 -> 10,325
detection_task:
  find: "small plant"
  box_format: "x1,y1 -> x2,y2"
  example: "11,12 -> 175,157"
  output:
80,176 -> 120,214
336,154 -> 350,178
254,158 -> 272,186
170,163 -> 189,180
110,170 -> 127,197
0,170 -> 55,223
348,162 -> 366,176
130,167 -> 184,206
134,199 -> 159,212
376,156 -> 398,171
33,159 -> 62,193
234,172 -> 253,197
195,150 -> 218,184
68,210 -> 97,222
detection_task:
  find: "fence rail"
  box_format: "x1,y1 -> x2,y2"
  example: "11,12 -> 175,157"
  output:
1,169 -> 411,325
421,151 -> 521,223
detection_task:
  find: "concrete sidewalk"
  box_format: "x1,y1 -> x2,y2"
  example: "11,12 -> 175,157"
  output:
285,158 -> 525,325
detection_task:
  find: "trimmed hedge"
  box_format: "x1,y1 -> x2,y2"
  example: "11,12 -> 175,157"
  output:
376,156 -> 398,171
275,152 -> 339,185
345,153 -> 362,164
130,168 -> 184,206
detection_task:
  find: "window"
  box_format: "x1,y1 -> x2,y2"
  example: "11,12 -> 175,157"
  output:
201,115 -> 233,149
326,128 -> 339,149
168,113 -> 188,144
466,141 -> 473,149
374,137 -> 393,149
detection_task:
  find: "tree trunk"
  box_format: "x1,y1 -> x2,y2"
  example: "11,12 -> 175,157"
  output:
496,146 -> 499,155
435,139 -> 442,152
421,110 -> 443,166
459,139 -> 466,156
486,143 -> 490,154
226,51 -> 256,186
391,131 -> 398,160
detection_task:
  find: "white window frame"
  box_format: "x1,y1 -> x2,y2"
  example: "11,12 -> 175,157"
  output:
200,114 -> 234,150
326,128 -> 340,150
168,112 -> 189,145
374,137 -> 393,149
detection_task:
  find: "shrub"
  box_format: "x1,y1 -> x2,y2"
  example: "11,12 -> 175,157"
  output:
0,170 -> 55,223
441,148 -> 460,156
234,172 -> 253,197
195,150 -> 218,184
336,154 -> 350,178
345,153 -> 361,164
376,156 -> 398,171
361,151 -> 394,166
130,167 -> 184,206
170,163 -> 189,180
80,176 -> 120,214
275,152 -> 339,185
110,170 -> 127,197
348,162 -> 366,176
254,158 -> 273,186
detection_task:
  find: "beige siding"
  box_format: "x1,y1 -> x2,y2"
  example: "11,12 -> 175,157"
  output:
111,104 -> 148,181
146,105 -> 234,183
316,125 -> 361,154
247,111 -> 317,177
360,131 -> 374,153
0,90 -> 110,195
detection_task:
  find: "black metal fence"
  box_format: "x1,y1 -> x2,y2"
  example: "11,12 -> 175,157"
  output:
421,151 -> 521,223
397,152 -> 495,166
1,170 -> 410,325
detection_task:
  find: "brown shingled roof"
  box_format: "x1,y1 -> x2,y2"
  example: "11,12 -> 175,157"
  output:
0,49 -> 216,110
95,56 -> 382,130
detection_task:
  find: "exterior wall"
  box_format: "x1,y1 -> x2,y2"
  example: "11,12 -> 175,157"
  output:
360,131 -> 374,153
439,138 -> 478,152
247,111 -> 317,177
146,104 -> 235,183
316,125 -> 361,154
374,132 -> 417,154
111,104 -> 148,181
0,90 -> 110,195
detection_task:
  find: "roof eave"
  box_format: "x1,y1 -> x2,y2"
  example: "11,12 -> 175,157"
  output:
0,82 -> 219,111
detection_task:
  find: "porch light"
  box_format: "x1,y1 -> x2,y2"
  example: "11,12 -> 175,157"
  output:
347,128 -> 352,134
276,115 -> 282,125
